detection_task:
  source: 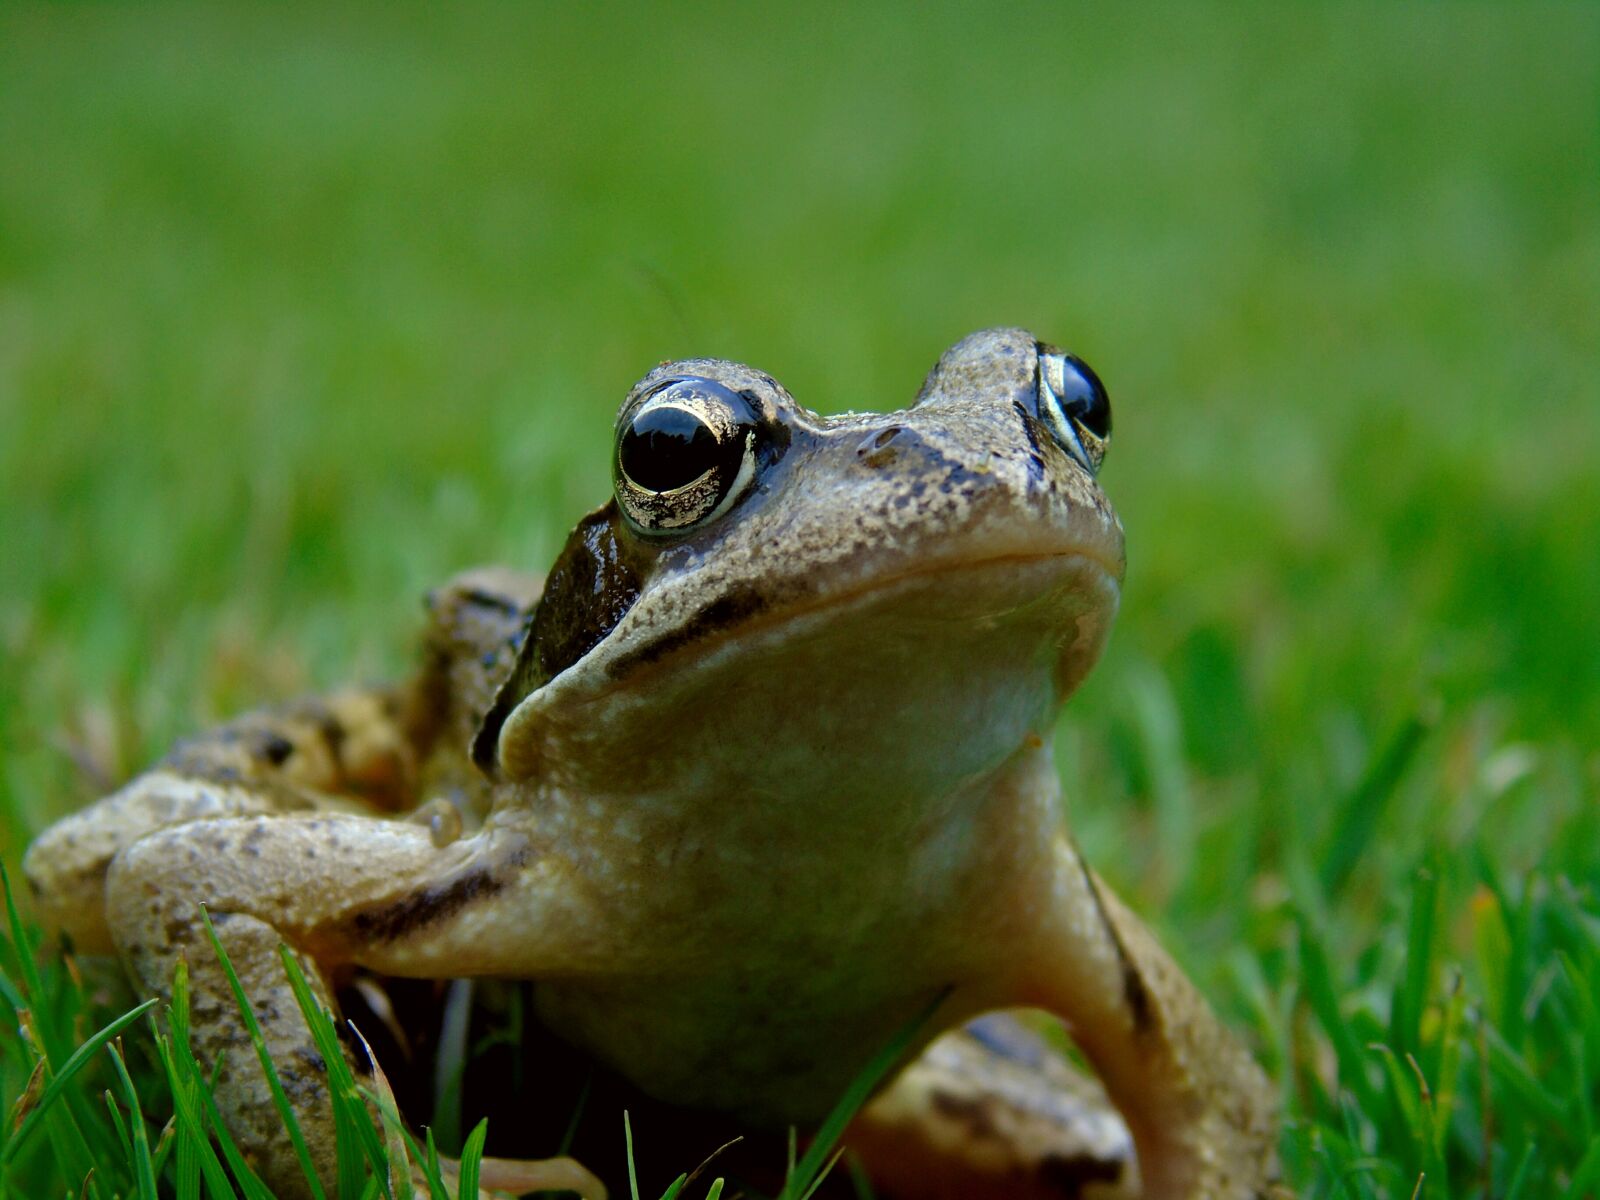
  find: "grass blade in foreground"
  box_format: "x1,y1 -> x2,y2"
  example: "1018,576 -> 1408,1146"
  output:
106,1040 -> 158,1200
165,957 -> 276,1200
780,991 -> 946,1200
0,998 -> 157,1168
150,1028 -> 240,1200
0,861 -> 110,1196
455,1118 -> 486,1200
199,906 -> 328,1200
278,946 -> 393,1199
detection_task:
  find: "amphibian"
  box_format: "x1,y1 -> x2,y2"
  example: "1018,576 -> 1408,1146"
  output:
26,328 -> 1278,1198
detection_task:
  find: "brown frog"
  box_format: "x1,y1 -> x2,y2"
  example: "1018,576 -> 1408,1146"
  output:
24,328 -> 1279,1198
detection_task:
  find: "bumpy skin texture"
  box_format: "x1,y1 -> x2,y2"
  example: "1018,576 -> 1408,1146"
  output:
24,329 -> 1280,1199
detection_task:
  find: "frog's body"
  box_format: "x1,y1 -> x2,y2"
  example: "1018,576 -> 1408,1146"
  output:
25,330 -> 1278,1198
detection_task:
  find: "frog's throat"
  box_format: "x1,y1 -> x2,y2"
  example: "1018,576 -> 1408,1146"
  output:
494,548 -> 1120,786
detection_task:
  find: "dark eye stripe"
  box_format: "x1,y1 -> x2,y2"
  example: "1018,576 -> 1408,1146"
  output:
471,505 -> 642,773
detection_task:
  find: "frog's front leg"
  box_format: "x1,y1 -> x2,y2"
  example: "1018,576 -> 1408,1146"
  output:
1010,837 -> 1280,1200
103,813 -> 577,1199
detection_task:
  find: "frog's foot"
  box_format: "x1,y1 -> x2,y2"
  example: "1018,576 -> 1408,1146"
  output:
850,1013 -> 1137,1199
103,811 -> 567,1199
1006,838 -> 1281,1200
465,1153 -> 607,1199
399,1151 -> 605,1200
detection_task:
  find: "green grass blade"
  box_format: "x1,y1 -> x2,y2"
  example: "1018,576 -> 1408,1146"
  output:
102,1087 -> 133,1162
175,1105 -> 200,1200
1319,713 -> 1429,897
0,998 -> 157,1167
150,1115 -> 178,1195
798,1149 -> 846,1200
354,1072 -> 422,1200
429,978 -> 471,1155
165,958 -> 271,1200
0,954 -> 27,1015
199,906 -> 327,1200
1390,859 -> 1438,1060
1296,913 -> 1380,1116
1128,667 -> 1194,891
0,862 -> 54,1052
1429,972 -> 1466,1164
336,1022 -> 401,1200
189,1060 -> 278,1200
420,1127 -> 448,1200
276,946 -> 379,1200
557,1073 -> 592,1157
1502,1143 -> 1537,1200
1561,1136 -> 1600,1200
624,1110 -> 641,1200
781,992 -> 945,1200
154,965 -> 235,1199
151,1031 -> 239,1200
0,862 -> 111,1197
1481,1021 -> 1566,1129
845,1152 -> 877,1200
455,1118 -> 486,1200
106,1041 -> 159,1200
1368,1044 -> 1423,1169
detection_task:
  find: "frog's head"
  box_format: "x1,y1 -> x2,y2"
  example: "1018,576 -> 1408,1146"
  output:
476,328 -> 1124,807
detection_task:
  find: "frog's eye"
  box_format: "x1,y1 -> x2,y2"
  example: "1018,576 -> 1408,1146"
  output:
1034,347 -> 1111,474
614,377 -> 761,535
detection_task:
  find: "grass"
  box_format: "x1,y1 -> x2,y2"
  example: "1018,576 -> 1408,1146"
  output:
0,2 -> 1596,1196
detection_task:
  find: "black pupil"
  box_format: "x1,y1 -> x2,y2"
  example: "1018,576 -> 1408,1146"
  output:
1058,355 -> 1112,440
620,404 -> 723,493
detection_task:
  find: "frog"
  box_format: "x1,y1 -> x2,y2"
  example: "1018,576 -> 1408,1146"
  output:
24,328 -> 1279,1199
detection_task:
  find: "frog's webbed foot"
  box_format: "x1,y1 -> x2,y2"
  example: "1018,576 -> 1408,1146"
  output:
850,1012 -> 1137,1199
1006,838 -> 1280,1200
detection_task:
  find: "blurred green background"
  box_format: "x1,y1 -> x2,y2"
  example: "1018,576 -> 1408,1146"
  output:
1,3 -> 1596,1194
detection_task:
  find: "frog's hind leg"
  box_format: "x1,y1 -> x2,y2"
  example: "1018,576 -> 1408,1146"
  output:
22,686 -> 422,954
23,565 -> 545,957
849,1012 -> 1138,1199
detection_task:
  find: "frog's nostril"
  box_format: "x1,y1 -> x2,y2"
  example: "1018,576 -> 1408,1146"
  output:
870,427 -> 904,450
857,426 -> 906,467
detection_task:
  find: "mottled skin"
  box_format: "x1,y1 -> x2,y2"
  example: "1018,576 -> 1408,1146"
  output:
25,329 -> 1279,1198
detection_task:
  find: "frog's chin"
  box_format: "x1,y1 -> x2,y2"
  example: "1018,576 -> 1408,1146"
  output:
496,550 -> 1119,791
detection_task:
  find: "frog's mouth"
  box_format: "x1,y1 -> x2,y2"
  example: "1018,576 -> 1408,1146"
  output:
603,546 -> 1121,684
495,545 -> 1120,785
